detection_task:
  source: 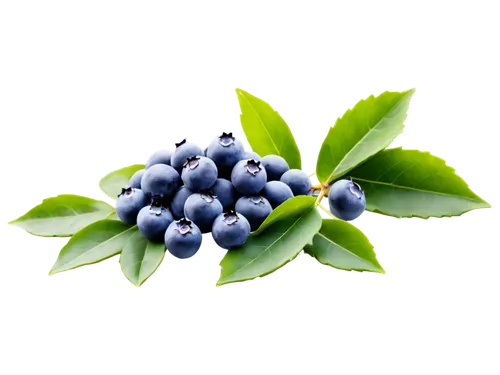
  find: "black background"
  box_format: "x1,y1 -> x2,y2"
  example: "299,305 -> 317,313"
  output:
2,74 -> 496,297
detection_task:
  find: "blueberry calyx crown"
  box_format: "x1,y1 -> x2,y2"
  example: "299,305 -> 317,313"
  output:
183,156 -> 200,169
249,196 -> 264,205
245,159 -> 262,176
223,210 -> 239,225
200,190 -> 217,203
175,139 -> 187,148
176,218 -> 193,235
118,187 -> 134,198
218,132 -> 235,147
149,196 -> 163,216
348,180 -> 363,199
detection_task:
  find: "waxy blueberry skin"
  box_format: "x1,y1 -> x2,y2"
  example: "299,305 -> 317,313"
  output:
243,151 -> 262,162
235,196 -> 272,231
170,139 -> 203,171
261,154 -> 290,181
181,156 -> 218,192
170,185 -> 194,220
261,181 -> 294,208
137,205 -> 174,242
231,159 -> 267,196
128,169 -> 145,189
211,211 -> 251,250
184,193 -> 223,233
280,169 -> 312,196
207,132 -> 245,169
141,164 -> 180,199
328,180 -> 366,221
146,149 -> 172,168
165,219 -> 202,259
209,178 -> 237,210
116,188 -> 148,225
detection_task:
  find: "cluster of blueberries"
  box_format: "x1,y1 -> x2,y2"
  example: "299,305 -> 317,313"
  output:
116,133 -> 313,259
116,132 -> 367,259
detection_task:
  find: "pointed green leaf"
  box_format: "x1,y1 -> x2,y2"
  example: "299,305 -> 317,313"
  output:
9,195 -> 114,237
49,220 -> 138,275
350,148 -> 491,218
305,219 -> 384,273
99,164 -> 145,199
217,207 -> 321,286
316,89 -> 415,183
236,88 -> 301,169
252,195 -> 316,234
120,233 -> 166,286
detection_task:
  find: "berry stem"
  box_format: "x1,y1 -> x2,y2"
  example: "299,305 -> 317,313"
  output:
315,186 -> 327,206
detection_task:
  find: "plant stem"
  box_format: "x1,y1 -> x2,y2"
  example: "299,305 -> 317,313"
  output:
315,186 -> 326,206
318,204 -> 337,220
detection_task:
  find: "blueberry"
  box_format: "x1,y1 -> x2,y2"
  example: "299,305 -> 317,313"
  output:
165,218 -> 202,259
280,169 -> 312,196
207,132 -> 244,169
211,211 -> 251,249
209,178 -> 237,210
170,139 -> 203,171
128,169 -> 145,189
181,156 -> 218,192
261,155 -> 290,181
261,181 -> 293,208
235,196 -> 272,231
116,188 -> 148,225
170,185 -> 194,220
184,192 -> 223,233
141,164 -> 180,199
328,180 -> 366,221
243,151 -> 262,162
231,159 -> 267,195
137,199 -> 174,242
146,149 -> 172,168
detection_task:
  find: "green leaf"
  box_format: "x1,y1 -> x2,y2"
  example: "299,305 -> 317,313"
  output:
305,219 -> 384,273
120,233 -> 166,286
236,88 -> 301,169
316,89 -> 415,183
9,195 -> 114,237
49,220 -> 138,275
252,195 -> 316,234
217,207 -> 321,286
99,164 -> 145,199
350,148 -> 491,218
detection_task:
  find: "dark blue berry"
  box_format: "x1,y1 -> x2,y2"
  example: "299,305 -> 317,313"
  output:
231,159 -> 267,195
116,188 -> 148,225
207,132 -> 244,169
261,154 -> 290,181
128,169 -> 145,189
235,196 -> 272,231
137,201 -> 174,242
328,180 -> 366,221
165,218 -> 202,259
146,149 -> 172,168
261,181 -> 293,208
170,139 -> 203,171
184,192 -> 223,233
243,151 -> 262,162
211,211 -> 250,249
170,185 -> 194,220
209,178 -> 237,210
181,156 -> 218,192
141,164 -> 180,199
280,169 -> 312,196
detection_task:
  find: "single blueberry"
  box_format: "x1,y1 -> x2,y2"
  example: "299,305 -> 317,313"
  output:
261,154 -> 290,181
146,149 -> 172,168
211,211 -> 251,249
231,159 -> 267,195
243,151 -> 262,162
141,164 -> 180,199
128,169 -> 145,189
328,180 -> 366,221
209,178 -> 237,210
165,218 -> 202,259
184,192 -> 223,233
261,181 -> 293,208
137,200 -> 174,242
207,132 -> 245,169
280,169 -> 312,196
181,156 -> 218,192
235,196 -> 272,231
170,185 -> 194,220
116,188 -> 148,225
170,139 -> 203,171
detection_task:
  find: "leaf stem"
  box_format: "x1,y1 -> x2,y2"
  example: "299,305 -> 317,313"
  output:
318,204 -> 337,220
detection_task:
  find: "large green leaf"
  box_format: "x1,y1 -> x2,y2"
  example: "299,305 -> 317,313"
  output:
305,219 -> 384,273
99,164 -> 145,199
120,232 -> 166,286
49,220 -> 138,275
9,195 -> 114,237
252,195 -> 316,234
236,88 -> 301,169
316,89 -> 415,183
350,148 -> 491,218
217,207 -> 321,286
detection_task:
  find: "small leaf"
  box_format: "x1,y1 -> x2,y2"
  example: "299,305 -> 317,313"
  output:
9,195 -> 114,237
217,207 -> 321,286
305,219 -> 384,273
236,88 -> 301,169
252,195 -> 316,234
49,220 -> 138,275
316,89 -> 415,183
349,148 -> 491,218
99,164 -> 145,199
120,232 -> 166,286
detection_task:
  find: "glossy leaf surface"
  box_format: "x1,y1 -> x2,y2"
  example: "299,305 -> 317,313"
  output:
237,88 -> 301,169
350,148 -> 490,218
305,219 -> 384,273
49,220 -> 138,275
317,89 -> 415,183
9,195 -> 114,237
